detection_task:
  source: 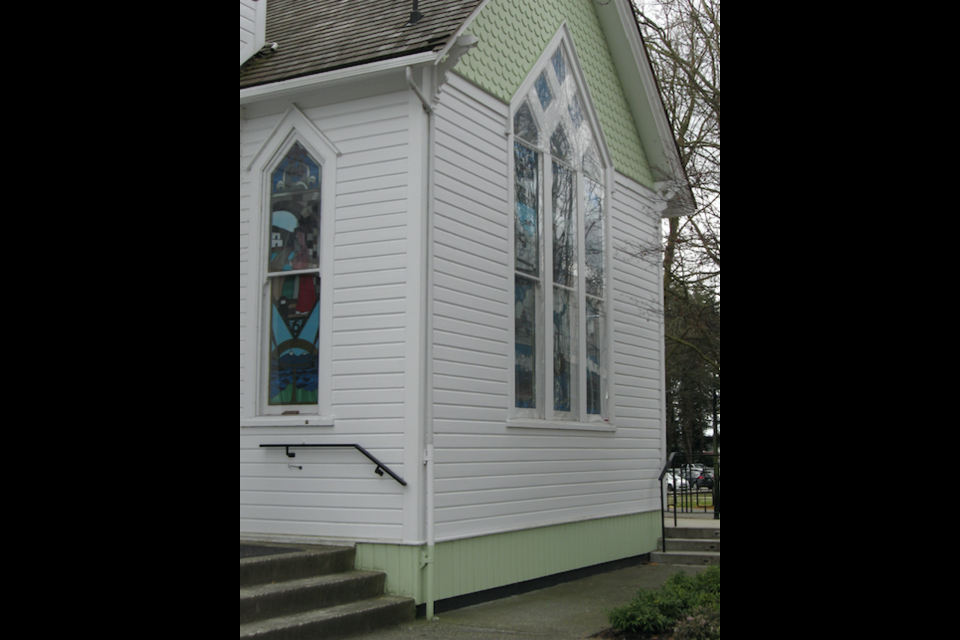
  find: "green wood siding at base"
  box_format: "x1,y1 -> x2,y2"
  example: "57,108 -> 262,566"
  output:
356,512 -> 661,604
455,0 -> 655,189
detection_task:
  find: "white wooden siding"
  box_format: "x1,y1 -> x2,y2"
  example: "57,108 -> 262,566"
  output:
431,74 -> 664,542
240,91 -> 415,542
240,0 -> 264,66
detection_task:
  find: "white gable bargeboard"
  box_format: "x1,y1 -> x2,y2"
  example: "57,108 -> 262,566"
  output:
240,0 -> 265,66
239,88 -> 421,542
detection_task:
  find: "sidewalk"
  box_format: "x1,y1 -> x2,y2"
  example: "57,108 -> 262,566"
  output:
664,513 -> 721,529
349,562 -> 711,640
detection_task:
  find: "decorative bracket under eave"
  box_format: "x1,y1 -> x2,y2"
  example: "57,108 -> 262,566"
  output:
434,35 -> 480,103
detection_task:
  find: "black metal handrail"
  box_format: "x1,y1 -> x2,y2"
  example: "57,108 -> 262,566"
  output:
260,444 -> 408,487
659,452 -> 720,551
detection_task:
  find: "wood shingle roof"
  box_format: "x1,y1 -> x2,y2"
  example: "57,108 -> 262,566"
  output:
240,0 -> 484,89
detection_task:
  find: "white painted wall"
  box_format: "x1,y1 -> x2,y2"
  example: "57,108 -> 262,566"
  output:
238,72 -> 665,545
239,86 -> 422,543
430,74 -> 664,542
240,0 -> 265,66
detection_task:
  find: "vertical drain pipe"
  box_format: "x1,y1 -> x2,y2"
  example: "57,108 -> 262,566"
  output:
407,65 -> 436,621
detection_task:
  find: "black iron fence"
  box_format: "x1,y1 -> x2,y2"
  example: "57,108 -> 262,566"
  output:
659,452 -> 721,527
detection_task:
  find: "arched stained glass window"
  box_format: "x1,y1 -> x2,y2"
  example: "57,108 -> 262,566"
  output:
267,142 -> 322,406
512,38 -> 608,423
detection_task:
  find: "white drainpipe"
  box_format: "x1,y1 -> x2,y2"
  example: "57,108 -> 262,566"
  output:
407,65 -> 437,621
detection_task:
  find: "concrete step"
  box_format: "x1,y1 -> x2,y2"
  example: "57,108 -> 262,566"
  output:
665,527 -> 721,540
651,550 -> 720,566
653,526 -> 721,566
240,571 -> 387,624
659,538 -> 720,553
240,546 -> 356,588
239,596 -> 416,640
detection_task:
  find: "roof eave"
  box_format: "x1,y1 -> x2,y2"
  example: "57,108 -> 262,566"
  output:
596,0 -> 695,216
240,51 -> 440,106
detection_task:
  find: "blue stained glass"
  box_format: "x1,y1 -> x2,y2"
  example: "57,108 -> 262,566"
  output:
272,142 -> 321,195
516,276 -> 538,409
270,143 -> 321,274
270,275 -> 320,405
552,49 -> 567,85
515,143 -> 540,277
535,72 -> 553,110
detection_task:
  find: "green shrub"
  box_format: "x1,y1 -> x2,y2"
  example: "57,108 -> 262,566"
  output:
673,607 -> 721,640
607,566 -> 720,636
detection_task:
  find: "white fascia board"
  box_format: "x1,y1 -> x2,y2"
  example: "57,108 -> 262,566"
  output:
240,52 -> 439,106
596,0 -> 692,213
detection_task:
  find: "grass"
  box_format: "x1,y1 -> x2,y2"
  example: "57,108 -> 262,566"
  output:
597,566 -> 720,640
667,491 -> 715,511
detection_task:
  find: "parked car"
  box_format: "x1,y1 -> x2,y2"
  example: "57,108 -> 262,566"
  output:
695,469 -> 715,489
664,472 -> 689,492
680,464 -> 704,485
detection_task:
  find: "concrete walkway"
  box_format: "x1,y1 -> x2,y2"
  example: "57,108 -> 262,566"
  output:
348,562 -> 711,640
665,513 -> 721,529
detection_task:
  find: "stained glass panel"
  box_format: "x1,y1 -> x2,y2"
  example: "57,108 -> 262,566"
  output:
535,72 -> 553,110
552,48 -> 567,85
514,101 -> 540,145
551,125 -> 571,163
516,276 -> 538,409
586,298 -> 605,415
553,162 -> 577,288
584,178 -> 606,299
270,142 -> 321,274
515,143 -> 540,277
554,287 -> 577,413
270,275 -> 320,406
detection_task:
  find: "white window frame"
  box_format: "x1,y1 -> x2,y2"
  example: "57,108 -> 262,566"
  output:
507,27 -> 616,432
241,105 -> 339,428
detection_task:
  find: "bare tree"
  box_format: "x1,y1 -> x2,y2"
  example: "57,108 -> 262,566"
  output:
631,0 -> 721,455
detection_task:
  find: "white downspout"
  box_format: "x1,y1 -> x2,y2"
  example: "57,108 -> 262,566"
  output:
407,65 -> 437,621
407,33 -> 478,619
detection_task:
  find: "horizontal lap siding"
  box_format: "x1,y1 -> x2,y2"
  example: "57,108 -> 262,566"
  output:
240,92 -> 412,542
431,76 -> 662,543
240,1 -> 255,52
240,0 -> 260,64
611,175 -> 665,496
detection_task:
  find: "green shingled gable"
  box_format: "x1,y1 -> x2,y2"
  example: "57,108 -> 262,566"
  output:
455,0 -> 654,188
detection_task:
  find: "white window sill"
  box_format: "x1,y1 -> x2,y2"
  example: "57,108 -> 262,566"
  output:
507,419 -> 616,433
240,416 -> 335,428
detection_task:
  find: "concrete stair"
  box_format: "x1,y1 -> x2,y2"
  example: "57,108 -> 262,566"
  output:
651,527 -> 721,566
240,545 -> 415,640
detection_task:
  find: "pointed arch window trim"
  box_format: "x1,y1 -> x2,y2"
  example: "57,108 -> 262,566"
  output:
241,105 -> 338,428
509,25 -> 615,173
507,25 -> 617,431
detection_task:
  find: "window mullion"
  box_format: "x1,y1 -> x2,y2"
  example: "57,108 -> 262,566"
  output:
577,171 -> 589,424
266,268 -> 321,280
543,152 -> 555,422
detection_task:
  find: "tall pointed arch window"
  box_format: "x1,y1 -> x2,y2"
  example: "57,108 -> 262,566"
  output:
267,142 -> 322,406
241,106 -> 337,428
511,38 -> 610,426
